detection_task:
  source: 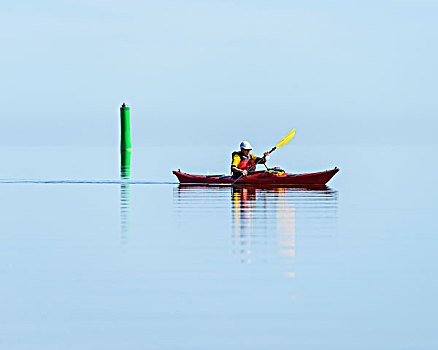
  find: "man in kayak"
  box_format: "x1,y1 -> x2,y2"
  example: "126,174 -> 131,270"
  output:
231,141 -> 270,177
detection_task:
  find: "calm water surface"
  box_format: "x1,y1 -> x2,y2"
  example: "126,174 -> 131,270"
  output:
0,145 -> 437,349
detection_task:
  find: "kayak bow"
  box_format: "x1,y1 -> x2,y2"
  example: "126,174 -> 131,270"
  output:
173,167 -> 339,186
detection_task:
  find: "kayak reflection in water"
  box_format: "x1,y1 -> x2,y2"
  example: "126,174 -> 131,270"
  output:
231,141 -> 270,177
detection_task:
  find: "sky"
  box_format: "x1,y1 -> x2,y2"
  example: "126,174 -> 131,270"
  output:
1,0 -> 437,148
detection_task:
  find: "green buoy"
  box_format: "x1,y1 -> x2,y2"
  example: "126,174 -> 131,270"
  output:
120,103 -> 131,179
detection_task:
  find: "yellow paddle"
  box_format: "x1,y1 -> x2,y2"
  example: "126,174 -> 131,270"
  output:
232,128 -> 296,185
270,128 -> 296,152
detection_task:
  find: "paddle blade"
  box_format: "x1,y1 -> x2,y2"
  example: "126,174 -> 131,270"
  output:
276,129 -> 295,148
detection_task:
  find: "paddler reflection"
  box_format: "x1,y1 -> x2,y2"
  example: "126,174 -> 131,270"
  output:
231,187 -> 257,264
231,187 -> 296,275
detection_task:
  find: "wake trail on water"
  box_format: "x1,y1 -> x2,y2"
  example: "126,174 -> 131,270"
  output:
0,179 -> 177,185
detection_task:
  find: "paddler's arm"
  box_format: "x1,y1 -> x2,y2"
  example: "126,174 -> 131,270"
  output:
231,165 -> 248,176
253,152 -> 270,164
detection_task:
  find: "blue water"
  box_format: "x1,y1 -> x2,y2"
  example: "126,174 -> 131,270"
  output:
0,145 -> 437,349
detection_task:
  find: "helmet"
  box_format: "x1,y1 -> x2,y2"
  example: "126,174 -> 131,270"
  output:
240,141 -> 252,150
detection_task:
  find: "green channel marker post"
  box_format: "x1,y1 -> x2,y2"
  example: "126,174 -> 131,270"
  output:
120,150 -> 131,178
120,103 -> 131,246
120,103 -> 132,179
120,103 -> 132,152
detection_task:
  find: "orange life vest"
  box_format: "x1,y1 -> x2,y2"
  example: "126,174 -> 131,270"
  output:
232,151 -> 255,171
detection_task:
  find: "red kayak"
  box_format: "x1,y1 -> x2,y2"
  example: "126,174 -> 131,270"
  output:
173,167 -> 339,186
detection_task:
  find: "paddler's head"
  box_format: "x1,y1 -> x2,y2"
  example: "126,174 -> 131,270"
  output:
240,141 -> 252,156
